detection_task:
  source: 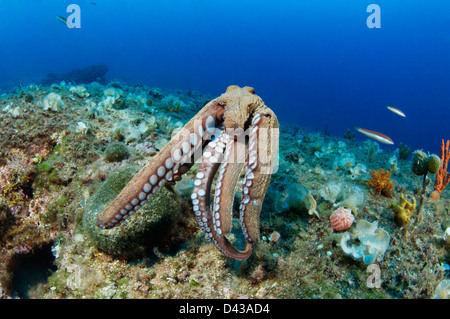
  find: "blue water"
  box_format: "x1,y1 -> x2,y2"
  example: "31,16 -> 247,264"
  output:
1,0 -> 449,154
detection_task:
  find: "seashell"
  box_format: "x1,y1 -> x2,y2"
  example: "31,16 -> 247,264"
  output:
269,231 -> 281,243
330,207 -> 354,231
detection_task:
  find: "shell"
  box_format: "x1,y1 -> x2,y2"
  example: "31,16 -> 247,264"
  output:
330,207 -> 354,231
269,231 -> 281,243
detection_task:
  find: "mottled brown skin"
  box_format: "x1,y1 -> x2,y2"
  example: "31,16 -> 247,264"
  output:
97,85 -> 279,260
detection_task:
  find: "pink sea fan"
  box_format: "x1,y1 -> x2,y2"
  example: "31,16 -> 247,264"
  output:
330,207 -> 354,231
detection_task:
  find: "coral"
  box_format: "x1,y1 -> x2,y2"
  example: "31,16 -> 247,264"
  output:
42,92 -> 64,111
82,165 -> 183,257
389,193 -> 416,227
103,142 -> 130,162
367,169 -> 394,197
398,142 -> 411,160
339,219 -> 390,265
431,139 -> 450,200
330,207 -> 354,231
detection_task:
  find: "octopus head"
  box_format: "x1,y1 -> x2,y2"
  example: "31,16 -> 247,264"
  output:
219,85 -> 262,131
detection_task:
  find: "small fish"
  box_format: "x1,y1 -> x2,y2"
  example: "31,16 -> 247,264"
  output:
355,127 -> 394,145
90,2 -> 97,5
386,106 -> 406,117
56,15 -> 73,28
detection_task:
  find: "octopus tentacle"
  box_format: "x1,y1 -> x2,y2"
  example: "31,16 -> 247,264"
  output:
240,112 -> 279,243
192,132 -> 252,260
211,131 -> 245,235
96,102 -> 225,229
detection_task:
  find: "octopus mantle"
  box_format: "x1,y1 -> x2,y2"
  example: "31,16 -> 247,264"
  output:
97,85 -> 279,260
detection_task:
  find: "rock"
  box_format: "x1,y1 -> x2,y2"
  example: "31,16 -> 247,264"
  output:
103,142 -> 130,162
0,197 -> 12,238
82,165 -> 183,257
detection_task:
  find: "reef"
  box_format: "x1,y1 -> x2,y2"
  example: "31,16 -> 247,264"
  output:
0,80 -> 448,299
41,64 -> 108,86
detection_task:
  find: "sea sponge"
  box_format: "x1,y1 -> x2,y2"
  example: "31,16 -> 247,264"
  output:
367,169 -> 394,197
340,219 -> 390,265
389,193 -> 416,227
412,150 -> 441,176
427,154 -> 441,174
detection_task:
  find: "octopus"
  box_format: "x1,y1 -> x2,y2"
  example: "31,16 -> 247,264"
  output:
96,85 -> 279,260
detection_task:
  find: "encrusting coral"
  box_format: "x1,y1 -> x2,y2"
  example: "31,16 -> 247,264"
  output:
430,139 -> 450,200
367,168 -> 394,197
389,193 -> 416,227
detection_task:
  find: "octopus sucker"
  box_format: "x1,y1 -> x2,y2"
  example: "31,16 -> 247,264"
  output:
96,86 -> 279,260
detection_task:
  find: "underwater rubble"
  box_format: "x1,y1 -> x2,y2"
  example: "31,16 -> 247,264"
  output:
0,80 -> 449,299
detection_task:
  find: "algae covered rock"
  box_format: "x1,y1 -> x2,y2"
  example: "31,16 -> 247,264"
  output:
340,219 -> 390,265
103,142 -> 130,162
82,165 -> 183,256
0,196 -> 12,238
